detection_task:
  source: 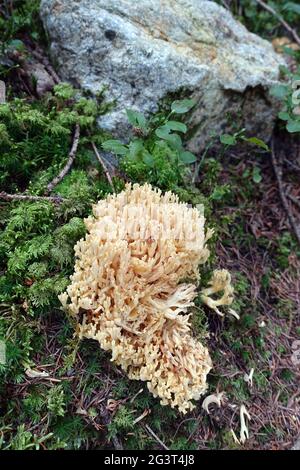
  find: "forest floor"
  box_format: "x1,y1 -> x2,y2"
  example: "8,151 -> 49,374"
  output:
0,0 -> 299,451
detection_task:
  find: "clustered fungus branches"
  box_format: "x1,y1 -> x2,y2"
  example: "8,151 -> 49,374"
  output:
59,183 -> 236,413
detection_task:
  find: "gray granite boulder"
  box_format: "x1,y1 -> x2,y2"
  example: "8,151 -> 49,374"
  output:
40,0 -> 284,151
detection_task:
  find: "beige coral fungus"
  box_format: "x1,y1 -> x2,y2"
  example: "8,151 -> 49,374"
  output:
59,183 -> 235,413
200,269 -> 235,317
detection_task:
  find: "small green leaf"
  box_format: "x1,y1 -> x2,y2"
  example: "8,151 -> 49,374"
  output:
287,120 -> 300,133
165,133 -> 182,150
179,151 -> 197,164
242,168 -> 250,178
128,139 -> 144,161
8,39 -> 25,52
126,109 -> 147,130
278,112 -> 290,121
210,185 -> 230,201
155,126 -> 171,140
165,121 -> 187,133
142,151 -> 155,167
220,134 -> 237,146
155,126 -> 183,150
283,2 -> 300,14
252,167 -> 262,184
270,84 -> 288,100
102,139 -> 128,155
171,99 -> 196,114
243,137 -> 269,151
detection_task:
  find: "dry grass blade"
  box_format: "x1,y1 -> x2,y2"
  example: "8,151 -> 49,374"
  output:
144,424 -> 169,450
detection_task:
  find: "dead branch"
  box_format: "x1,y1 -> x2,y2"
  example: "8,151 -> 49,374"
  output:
46,124 -> 80,193
0,192 -> 65,204
271,140 -> 300,246
0,80 -> 6,103
91,141 -> 115,191
254,0 -> 300,46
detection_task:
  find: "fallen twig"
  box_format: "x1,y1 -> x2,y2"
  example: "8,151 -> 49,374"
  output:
47,123 -> 80,193
91,141 -> 115,191
271,140 -> 300,246
144,424 -> 169,450
254,0 -> 300,46
0,80 -> 5,103
0,191 -> 65,204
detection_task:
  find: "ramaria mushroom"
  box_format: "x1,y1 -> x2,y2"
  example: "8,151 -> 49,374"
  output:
59,183 -> 236,413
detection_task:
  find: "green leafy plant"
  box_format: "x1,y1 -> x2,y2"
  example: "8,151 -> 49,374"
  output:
271,66 -> 300,134
0,0 -> 42,52
102,99 -> 197,189
220,128 -> 269,151
216,0 -> 300,40
47,385 -> 66,418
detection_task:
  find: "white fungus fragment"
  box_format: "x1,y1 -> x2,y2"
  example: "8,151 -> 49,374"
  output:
240,404 -> 251,444
202,392 -> 225,414
244,368 -> 255,388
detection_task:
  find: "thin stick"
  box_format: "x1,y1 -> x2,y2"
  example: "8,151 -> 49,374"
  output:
144,424 -> 169,450
271,140 -> 300,246
254,0 -> 300,46
91,141 -> 115,191
47,124 -> 80,193
0,192 -> 64,204
0,80 -> 5,103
